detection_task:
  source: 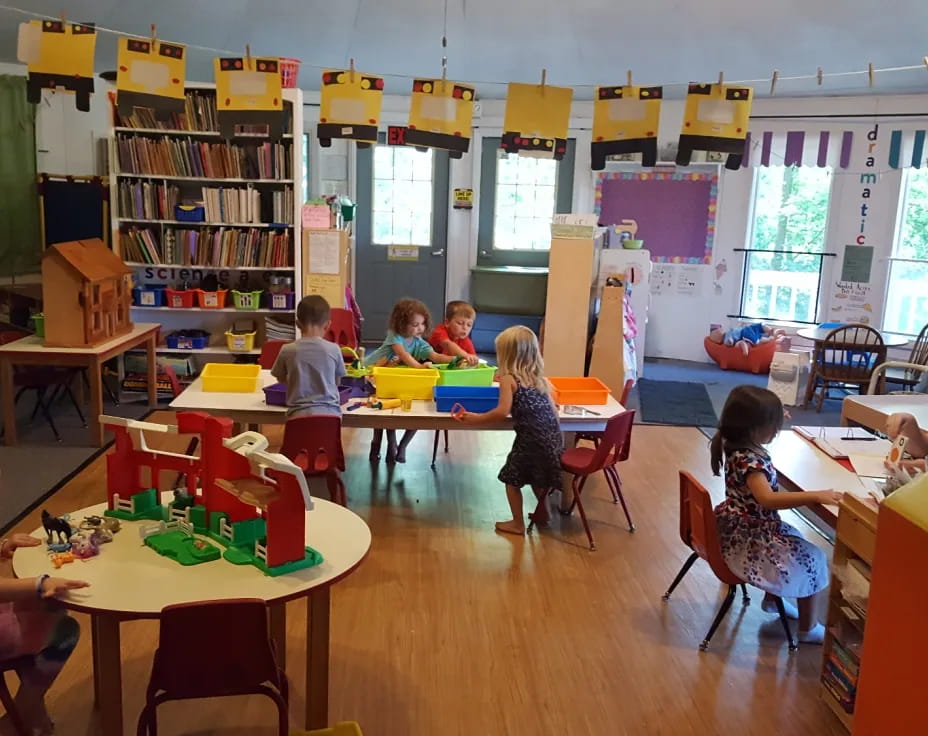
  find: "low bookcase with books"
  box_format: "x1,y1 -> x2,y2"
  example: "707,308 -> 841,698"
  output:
820,494 -> 878,731
110,84 -> 303,392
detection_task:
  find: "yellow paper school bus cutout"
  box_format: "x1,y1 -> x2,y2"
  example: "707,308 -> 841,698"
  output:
214,57 -> 285,139
677,83 -> 753,170
17,19 -> 96,111
501,82 -> 572,160
406,79 -> 475,158
318,69 -> 384,148
116,37 -> 185,120
591,85 -> 662,169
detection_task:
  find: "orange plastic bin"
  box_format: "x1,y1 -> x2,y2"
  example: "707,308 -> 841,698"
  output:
549,377 -> 610,405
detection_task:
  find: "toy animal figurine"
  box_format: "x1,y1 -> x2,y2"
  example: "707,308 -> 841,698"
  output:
70,532 -> 99,560
82,514 -> 120,533
50,551 -> 75,569
42,510 -> 72,545
172,488 -> 195,509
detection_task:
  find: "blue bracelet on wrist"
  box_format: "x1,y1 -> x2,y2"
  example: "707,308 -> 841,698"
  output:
35,574 -> 49,599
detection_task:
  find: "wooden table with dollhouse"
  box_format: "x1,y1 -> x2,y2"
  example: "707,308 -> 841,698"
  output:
13,414 -> 371,736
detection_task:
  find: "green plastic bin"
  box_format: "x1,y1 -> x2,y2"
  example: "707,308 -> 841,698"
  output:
31,313 -> 45,338
435,363 -> 496,386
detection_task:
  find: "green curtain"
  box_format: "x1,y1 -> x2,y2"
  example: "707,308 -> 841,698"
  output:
0,75 -> 40,276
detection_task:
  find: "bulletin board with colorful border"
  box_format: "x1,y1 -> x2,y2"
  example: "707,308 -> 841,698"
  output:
594,171 -> 718,264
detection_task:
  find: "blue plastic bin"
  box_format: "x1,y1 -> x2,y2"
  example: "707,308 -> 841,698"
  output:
133,285 -> 166,307
434,385 -> 499,413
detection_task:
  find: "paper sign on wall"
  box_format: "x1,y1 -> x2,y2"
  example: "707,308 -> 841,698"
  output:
307,230 -> 341,275
387,246 -> 420,261
591,84 -> 662,169
214,55 -> 285,139
676,265 -> 703,296
677,82 -> 752,170
302,204 -> 331,229
116,36 -> 186,120
317,68 -> 384,148
841,245 -> 874,283
502,81 -> 572,160
304,274 -> 343,305
453,188 -> 474,209
18,19 -> 96,111
650,264 -> 675,295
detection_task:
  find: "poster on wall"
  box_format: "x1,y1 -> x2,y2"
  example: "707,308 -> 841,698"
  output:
841,245 -> 874,283
830,281 -> 874,324
17,19 -> 96,111
594,171 -> 717,264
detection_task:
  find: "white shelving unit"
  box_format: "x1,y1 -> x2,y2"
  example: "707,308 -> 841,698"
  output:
111,83 -> 303,395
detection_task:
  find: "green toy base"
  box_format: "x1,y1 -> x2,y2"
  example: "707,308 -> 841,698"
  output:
220,545 -> 323,576
222,546 -> 253,565
144,530 -> 221,565
105,506 -> 166,522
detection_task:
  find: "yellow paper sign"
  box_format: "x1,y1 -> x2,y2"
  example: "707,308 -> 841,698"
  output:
214,56 -> 285,139
453,188 -> 473,209
18,20 -> 96,111
116,37 -> 186,120
502,82 -> 572,160
406,78 -> 475,158
318,68 -> 384,148
304,273 -> 343,305
591,85 -> 662,169
677,83 -> 753,169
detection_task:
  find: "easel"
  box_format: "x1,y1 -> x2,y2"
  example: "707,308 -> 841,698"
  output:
37,174 -> 110,249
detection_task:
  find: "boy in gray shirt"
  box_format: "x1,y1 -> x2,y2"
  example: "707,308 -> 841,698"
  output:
271,295 -> 346,417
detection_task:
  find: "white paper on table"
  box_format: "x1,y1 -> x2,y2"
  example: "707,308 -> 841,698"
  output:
308,231 -> 340,275
848,453 -> 889,479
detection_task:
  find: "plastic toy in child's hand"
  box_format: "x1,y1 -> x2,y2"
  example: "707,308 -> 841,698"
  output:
450,403 -> 467,421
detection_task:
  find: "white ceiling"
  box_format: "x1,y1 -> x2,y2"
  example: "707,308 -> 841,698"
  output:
5,0 -> 928,99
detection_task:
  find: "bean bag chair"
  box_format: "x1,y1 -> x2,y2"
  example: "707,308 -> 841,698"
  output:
704,336 -> 777,374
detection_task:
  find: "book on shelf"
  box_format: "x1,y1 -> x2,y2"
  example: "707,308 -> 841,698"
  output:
115,90 -> 292,135
164,227 -> 292,268
116,135 -> 292,180
821,673 -> 855,713
118,180 -> 180,220
120,227 -> 162,265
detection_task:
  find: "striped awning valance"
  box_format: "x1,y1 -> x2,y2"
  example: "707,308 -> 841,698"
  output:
887,129 -> 928,169
741,130 -> 855,169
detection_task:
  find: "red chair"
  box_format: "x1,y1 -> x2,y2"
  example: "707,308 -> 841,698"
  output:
325,308 -> 358,349
529,409 -> 636,550
0,656 -> 32,735
136,599 -> 289,736
662,471 -> 797,651
259,340 -> 291,370
280,415 -> 347,506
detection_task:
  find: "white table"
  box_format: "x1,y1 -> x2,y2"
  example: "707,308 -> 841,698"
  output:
768,430 -> 880,527
0,322 -> 160,446
170,369 -> 627,432
13,497 -> 371,736
841,393 -> 928,433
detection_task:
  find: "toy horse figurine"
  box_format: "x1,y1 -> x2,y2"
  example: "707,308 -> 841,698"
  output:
42,510 -> 72,545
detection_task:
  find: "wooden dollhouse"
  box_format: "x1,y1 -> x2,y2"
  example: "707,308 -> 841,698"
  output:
41,239 -> 133,348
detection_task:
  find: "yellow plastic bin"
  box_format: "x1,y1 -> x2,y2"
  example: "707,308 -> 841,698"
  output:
371,366 -> 439,400
200,363 -> 261,392
290,722 -> 364,736
225,330 -> 257,352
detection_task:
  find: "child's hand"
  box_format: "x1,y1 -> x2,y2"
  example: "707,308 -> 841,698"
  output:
465,354 -> 479,366
422,361 -> 433,368
41,577 -> 90,599
885,412 -> 914,439
816,489 -> 844,506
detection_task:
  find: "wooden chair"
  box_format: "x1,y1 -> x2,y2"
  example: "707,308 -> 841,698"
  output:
280,415 -> 347,506
882,322 -> 928,391
136,599 -> 289,736
0,656 -> 33,736
662,471 -> 797,651
807,324 -> 886,411
529,409 -> 636,550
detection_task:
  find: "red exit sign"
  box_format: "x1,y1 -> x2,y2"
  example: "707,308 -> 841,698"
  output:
387,126 -> 407,146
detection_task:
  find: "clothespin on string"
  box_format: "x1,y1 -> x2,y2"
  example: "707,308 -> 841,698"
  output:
770,70 -> 779,96
868,62 -> 875,88
817,67 -> 824,86
150,24 -> 156,53
245,44 -> 252,71
626,70 -> 633,87
540,68 -> 547,93
718,71 -> 724,86
349,58 -> 355,83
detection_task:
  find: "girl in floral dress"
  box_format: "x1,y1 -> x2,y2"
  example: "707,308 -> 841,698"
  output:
711,386 -> 842,644
455,326 -> 563,535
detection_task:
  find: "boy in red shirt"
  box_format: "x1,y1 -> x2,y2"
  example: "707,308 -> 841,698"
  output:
428,301 -> 479,364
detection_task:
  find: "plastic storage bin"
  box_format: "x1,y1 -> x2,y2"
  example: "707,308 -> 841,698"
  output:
225,330 -> 256,352
164,288 -> 196,308
231,289 -> 263,310
371,367 -> 439,400
436,363 -> 496,386
165,330 -> 209,350
174,204 -> 205,222
200,363 -> 261,392
196,289 -> 228,309
31,313 -> 45,338
263,382 -> 287,405
133,285 -> 165,307
267,291 -> 295,311
434,385 -> 500,413
549,376 -> 610,405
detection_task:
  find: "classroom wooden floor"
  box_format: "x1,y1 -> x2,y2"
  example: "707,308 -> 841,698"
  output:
3,414 -> 846,736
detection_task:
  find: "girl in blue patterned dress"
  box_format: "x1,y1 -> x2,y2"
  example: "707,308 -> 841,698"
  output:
710,385 -> 842,644
455,326 -> 563,536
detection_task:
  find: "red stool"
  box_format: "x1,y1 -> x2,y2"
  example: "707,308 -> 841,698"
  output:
280,415 -> 347,506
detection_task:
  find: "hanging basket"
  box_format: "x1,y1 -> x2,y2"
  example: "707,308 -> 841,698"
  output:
280,58 -> 301,89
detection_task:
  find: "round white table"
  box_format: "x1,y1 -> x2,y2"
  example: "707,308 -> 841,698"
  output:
14,497 -> 371,736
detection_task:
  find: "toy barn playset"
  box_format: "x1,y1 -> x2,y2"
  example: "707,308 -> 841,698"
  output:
95,412 -> 321,576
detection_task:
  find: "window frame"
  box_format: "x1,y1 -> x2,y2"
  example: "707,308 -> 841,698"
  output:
883,167 -> 928,336
477,137 -> 576,268
737,165 -> 835,325
371,143 -> 435,247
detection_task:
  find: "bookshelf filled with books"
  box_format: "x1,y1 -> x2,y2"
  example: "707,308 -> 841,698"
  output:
111,84 -> 303,387
820,494 -> 877,731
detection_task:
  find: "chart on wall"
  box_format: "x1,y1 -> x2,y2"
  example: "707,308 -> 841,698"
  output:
594,171 -> 717,264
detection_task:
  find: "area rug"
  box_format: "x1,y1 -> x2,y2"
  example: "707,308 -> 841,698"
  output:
636,378 -> 719,427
